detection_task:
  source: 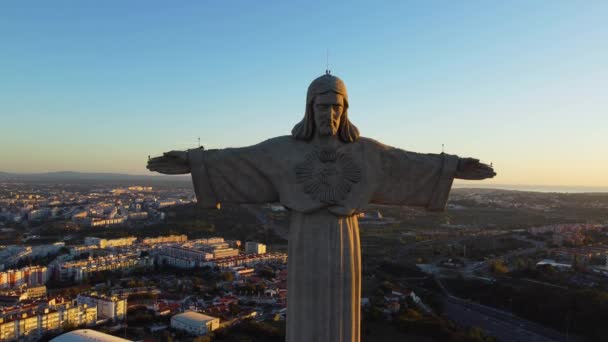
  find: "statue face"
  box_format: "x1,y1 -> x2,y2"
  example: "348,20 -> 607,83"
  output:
313,93 -> 344,137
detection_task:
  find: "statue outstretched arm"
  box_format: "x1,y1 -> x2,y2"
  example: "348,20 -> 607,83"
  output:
147,150 -> 190,174
371,144 -> 495,211
455,157 -> 496,180
148,141 -> 280,208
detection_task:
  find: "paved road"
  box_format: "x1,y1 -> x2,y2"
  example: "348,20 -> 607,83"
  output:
462,246 -> 540,277
435,277 -> 573,342
443,297 -> 562,342
242,204 -> 289,240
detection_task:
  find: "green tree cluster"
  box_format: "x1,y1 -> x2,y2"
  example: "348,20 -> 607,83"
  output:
489,260 -> 508,275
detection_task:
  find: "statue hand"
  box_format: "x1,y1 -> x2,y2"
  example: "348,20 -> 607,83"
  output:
455,157 -> 496,180
147,150 -> 190,175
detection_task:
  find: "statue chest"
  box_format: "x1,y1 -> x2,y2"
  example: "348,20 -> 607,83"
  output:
278,143 -> 377,214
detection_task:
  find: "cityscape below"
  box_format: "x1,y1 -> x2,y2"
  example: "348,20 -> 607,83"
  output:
0,177 -> 607,341
2,2 -> 606,341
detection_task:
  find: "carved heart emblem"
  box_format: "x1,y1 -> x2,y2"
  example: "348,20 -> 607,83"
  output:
295,148 -> 361,203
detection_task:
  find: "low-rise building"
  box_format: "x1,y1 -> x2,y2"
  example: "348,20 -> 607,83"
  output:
213,252 -> 287,269
157,246 -> 213,264
89,217 -> 127,228
171,311 -> 219,336
28,208 -> 52,221
127,212 -> 148,220
156,200 -> 177,208
0,308 -> 61,341
0,317 -> 17,341
57,253 -> 152,282
213,248 -> 239,259
245,242 -> 267,255
77,294 -> 126,321
142,234 -> 187,245
26,285 -> 47,299
39,308 -> 61,335
55,303 -> 97,327
0,266 -> 48,289
157,255 -> 197,269
84,237 -> 136,249
0,285 -> 47,304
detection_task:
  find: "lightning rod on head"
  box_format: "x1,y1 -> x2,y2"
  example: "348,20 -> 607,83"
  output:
326,48 -> 331,75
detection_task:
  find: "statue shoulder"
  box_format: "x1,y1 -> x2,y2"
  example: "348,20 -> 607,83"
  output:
210,136 -> 293,155
356,136 -> 393,151
254,135 -> 295,149
228,135 -> 297,155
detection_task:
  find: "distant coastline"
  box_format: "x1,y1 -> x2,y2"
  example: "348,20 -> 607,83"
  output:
454,183 -> 608,193
1,171 -> 606,193
0,171 -> 190,183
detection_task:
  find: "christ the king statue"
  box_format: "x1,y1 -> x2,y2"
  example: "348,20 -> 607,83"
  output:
147,74 -> 495,342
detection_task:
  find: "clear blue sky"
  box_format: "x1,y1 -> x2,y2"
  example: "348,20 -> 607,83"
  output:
1,1 -> 606,186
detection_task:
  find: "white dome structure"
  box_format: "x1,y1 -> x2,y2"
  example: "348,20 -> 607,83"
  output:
50,329 -> 132,342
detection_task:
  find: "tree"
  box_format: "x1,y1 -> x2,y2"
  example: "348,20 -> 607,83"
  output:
467,326 -> 497,342
229,303 -> 242,316
258,269 -> 275,279
221,272 -> 235,282
62,322 -> 77,332
490,260 -> 508,275
379,281 -> 393,295
401,308 -> 423,321
572,254 -> 583,271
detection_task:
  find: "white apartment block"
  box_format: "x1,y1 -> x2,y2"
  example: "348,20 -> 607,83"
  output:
245,242 -> 267,255
84,237 -> 137,248
77,294 -> 126,321
0,266 -> 48,289
0,308 -> 61,341
58,254 -> 152,282
142,234 -> 187,245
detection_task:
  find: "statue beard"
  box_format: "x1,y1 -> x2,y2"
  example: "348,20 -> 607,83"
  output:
317,120 -> 339,137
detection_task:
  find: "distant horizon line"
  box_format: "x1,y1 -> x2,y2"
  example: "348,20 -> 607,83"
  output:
452,183 -> 608,193
0,170 -> 187,177
0,170 -> 164,174
1,170 -> 607,193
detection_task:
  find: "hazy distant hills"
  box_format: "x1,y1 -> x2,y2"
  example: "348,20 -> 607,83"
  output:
1,171 -> 606,193
0,171 -> 190,183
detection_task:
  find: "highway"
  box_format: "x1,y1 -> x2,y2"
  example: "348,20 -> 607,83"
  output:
443,296 -> 567,342
435,277 -> 573,342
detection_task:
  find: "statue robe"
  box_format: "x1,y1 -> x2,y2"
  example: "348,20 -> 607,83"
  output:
188,135 -> 459,342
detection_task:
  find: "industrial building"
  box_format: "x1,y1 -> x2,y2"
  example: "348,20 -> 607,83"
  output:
171,311 -> 219,336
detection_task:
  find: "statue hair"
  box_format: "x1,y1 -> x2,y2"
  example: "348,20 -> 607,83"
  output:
291,91 -> 360,143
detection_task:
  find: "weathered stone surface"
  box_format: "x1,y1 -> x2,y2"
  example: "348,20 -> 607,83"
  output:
147,74 -> 495,342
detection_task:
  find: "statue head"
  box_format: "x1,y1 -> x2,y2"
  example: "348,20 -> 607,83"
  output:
292,74 -> 360,143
